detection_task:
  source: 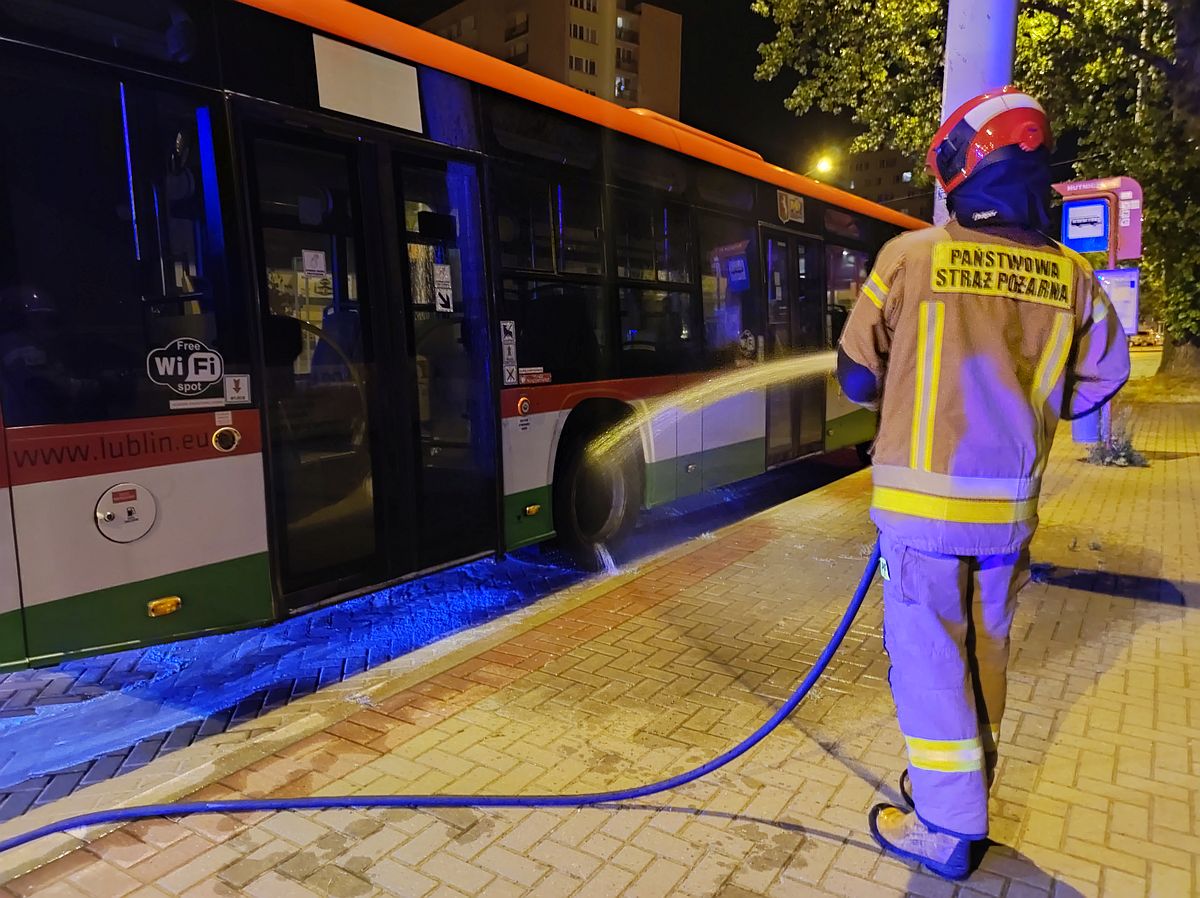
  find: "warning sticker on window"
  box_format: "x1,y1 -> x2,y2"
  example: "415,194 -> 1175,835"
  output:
302,250 -> 328,276
519,367 -> 552,385
224,374 -> 251,404
433,263 -> 454,313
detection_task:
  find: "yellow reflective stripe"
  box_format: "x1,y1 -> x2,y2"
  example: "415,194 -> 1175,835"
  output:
872,485 -> 1038,524
910,756 -> 985,773
862,281 -> 884,309
869,271 -> 888,295
1031,312 -> 1074,473
911,305 -> 929,467
871,464 -> 1040,501
910,302 -> 945,471
1033,312 -> 1074,402
905,735 -> 984,773
923,303 -> 945,471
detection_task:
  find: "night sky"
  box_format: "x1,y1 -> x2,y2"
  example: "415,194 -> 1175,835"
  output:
362,0 -> 856,173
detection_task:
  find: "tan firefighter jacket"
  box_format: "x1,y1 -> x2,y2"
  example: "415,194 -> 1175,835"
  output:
840,220 -> 1131,555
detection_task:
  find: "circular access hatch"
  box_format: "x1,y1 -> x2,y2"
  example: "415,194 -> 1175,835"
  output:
95,483 -> 157,543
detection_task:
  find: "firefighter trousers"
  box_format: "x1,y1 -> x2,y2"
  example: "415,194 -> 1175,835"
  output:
878,531 -> 1030,840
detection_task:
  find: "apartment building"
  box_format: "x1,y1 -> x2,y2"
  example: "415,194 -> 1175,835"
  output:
424,0 -> 682,118
847,149 -> 934,222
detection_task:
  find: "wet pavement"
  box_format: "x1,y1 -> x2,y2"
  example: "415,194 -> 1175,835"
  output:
0,394 -> 1196,897
0,454 -> 860,823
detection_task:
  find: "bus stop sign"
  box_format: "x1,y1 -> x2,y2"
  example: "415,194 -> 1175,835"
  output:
1053,176 -> 1143,262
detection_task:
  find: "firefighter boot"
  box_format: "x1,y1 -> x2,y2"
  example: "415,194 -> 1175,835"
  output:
869,803 -> 971,881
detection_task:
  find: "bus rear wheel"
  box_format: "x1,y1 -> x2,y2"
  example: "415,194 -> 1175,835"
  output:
553,429 -> 642,571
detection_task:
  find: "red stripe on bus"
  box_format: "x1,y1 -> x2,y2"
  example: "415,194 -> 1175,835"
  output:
237,0 -> 927,232
0,406 -> 9,490
6,411 -> 262,486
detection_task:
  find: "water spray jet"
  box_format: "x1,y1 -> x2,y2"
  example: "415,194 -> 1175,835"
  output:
585,352 -> 838,468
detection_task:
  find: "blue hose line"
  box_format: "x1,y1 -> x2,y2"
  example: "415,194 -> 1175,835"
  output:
0,544 -> 880,856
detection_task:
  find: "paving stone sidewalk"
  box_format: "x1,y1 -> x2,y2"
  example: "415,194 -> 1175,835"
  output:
2,400 -> 1197,898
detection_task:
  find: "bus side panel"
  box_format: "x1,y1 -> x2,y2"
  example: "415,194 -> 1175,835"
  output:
671,406 -> 703,502
501,409 -> 565,550
702,391 -> 767,490
8,412 -> 274,664
0,421 -> 25,670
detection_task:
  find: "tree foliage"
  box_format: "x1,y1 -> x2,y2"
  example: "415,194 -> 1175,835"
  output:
754,0 -> 1200,350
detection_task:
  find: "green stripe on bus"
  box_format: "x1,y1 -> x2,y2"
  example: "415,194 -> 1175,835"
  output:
23,553 -> 275,666
700,437 -> 767,491
503,485 -> 555,550
0,607 -> 26,670
644,438 -> 766,508
826,407 -> 878,451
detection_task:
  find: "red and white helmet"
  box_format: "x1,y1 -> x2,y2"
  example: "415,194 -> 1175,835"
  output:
926,86 -> 1053,194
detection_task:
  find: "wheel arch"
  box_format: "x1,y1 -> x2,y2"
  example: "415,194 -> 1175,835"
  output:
550,397 -> 643,488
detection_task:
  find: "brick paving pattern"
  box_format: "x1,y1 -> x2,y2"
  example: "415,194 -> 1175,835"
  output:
0,457 -> 855,823
1,399 -> 1197,897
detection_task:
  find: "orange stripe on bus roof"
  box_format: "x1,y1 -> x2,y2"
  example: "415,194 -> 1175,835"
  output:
234,0 -> 929,232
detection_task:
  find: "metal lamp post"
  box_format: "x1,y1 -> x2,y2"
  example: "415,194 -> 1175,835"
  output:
934,0 -> 1020,225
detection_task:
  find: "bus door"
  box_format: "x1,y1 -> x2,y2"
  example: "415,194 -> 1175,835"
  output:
246,130 -> 399,606
245,125 -> 496,608
394,157 -> 498,570
762,229 -> 826,466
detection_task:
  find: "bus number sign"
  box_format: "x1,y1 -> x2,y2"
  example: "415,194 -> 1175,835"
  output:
147,338 -> 225,397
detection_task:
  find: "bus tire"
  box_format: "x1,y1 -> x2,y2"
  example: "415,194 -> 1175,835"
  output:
553,427 -> 643,570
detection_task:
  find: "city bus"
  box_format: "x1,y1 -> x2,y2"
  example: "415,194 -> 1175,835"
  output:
0,0 -> 925,668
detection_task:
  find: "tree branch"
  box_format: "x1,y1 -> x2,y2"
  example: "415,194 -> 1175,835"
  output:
1021,0 -> 1176,75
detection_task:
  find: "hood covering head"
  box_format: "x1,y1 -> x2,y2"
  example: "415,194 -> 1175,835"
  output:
948,146 -> 1053,231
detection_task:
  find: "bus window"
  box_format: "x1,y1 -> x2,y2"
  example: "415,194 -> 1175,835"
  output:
0,0 -> 218,85
613,196 -> 693,284
501,280 -> 609,385
486,95 -> 600,170
609,136 -> 689,194
0,59 -> 243,426
494,173 -> 553,272
694,165 -> 755,213
619,289 -> 701,378
825,208 -> 865,242
826,246 -> 870,346
698,214 -> 759,369
556,180 -> 604,276
494,171 -> 603,276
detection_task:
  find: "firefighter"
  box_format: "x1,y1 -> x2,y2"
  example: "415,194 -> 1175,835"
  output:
837,87 -> 1130,879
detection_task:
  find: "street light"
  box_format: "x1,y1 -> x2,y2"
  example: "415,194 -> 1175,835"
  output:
805,154 -> 836,180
